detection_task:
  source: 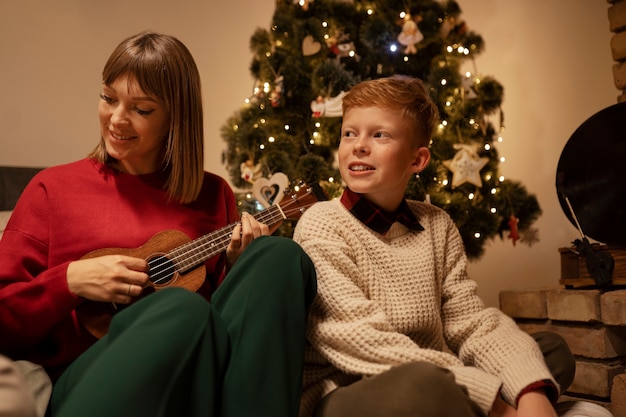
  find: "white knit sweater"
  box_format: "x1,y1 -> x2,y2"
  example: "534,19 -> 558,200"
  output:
293,199 -> 556,417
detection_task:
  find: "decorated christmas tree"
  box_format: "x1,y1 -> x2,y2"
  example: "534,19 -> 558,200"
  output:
221,0 -> 541,259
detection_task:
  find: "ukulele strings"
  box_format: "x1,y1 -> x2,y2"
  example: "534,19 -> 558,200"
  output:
148,189 -> 316,284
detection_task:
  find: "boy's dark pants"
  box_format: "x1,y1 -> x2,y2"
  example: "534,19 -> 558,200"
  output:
313,332 -> 575,417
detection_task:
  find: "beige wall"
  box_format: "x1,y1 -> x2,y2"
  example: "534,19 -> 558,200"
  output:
0,0 -> 616,307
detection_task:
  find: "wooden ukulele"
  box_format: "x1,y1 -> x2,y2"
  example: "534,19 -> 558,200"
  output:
76,182 -> 326,339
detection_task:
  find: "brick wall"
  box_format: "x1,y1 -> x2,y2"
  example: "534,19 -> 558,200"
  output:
610,0 -> 626,102
500,288 -> 626,416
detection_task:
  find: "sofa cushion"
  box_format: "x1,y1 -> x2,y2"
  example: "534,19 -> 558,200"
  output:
0,210 -> 12,240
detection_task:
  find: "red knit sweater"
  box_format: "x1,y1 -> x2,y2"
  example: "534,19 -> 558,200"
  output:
0,159 -> 239,380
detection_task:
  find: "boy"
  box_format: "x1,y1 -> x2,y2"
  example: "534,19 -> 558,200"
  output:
293,75 -> 612,417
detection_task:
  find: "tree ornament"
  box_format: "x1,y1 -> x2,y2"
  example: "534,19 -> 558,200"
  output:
240,158 -> 263,184
270,75 -> 284,108
310,91 -> 346,118
252,172 -> 290,208
302,35 -> 322,56
397,16 -> 423,55
443,144 -> 489,188
461,73 -> 477,100
508,214 -> 520,246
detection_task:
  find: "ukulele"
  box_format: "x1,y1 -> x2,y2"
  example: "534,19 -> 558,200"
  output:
76,182 -> 326,339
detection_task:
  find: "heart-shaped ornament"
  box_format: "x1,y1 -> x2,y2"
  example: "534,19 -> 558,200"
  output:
302,35 -> 322,56
252,172 -> 290,208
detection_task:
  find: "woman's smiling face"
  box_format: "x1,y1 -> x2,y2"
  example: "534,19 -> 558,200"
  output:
98,73 -> 170,175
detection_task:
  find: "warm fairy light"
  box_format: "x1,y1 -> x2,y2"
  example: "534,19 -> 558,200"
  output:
445,100 -> 452,107
469,118 -> 475,125
259,144 -> 265,150
490,188 -> 497,194
390,44 -> 398,52
276,40 -> 283,47
457,46 -> 464,53
490,207 -> 497,213
315,122 -> 321,128
322,21 -> 328,27
260,118 -> 266,124
399,12 -> 406,19
497,136 -> 504,143
485,174 -> 492,180
468,193 -> 475,200
500,156 -> 506,162
484,144 -> 491,150
284,124 -> 290,131
309,139 -> 315,144
441,79 -> 447,86
474,232 -> 481,238
499,175 -> 505,182
447,45 -> 453,53
442,179 -> 449,186
263,82 -> 270,93
233,124 -> 239,131
329,177 -> 334,183
367,8 -> 374,15
404,56 -> 409,62
465,71 -> 471,78
268,136 -> 275,143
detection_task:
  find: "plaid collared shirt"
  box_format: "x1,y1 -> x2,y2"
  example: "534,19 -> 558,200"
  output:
339,188 -> 424,235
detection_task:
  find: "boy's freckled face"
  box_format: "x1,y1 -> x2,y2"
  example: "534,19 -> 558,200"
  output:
339,106 -> 428,211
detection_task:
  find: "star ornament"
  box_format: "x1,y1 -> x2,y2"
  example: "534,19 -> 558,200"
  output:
443,145 -> 489,188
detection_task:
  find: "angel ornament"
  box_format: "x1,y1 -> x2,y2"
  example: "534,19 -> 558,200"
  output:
397,18 -> 423,54
310,91 -> 346,118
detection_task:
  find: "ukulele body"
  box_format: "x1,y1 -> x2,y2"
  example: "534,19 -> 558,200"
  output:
76,229 -> 206,339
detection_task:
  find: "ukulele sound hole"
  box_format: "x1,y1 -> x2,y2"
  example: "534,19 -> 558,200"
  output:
148,255 -> 177,286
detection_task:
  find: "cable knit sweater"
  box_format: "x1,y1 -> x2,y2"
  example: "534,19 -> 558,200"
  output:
292,199 -> 556,417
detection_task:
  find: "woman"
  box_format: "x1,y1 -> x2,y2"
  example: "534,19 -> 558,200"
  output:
0,31 -> 316,417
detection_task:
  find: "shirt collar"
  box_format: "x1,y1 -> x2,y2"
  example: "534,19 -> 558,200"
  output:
340,188 -> 424,235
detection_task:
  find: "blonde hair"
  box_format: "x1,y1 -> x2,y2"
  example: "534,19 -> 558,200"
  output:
342,75 -> 439,147
89,31 -> 204,203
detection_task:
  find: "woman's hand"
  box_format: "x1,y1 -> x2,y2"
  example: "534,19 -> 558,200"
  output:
225,212 -> 271,268
67,255 -> 149,303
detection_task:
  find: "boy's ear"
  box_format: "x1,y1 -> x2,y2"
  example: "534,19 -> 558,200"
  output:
411,147 -> 431,173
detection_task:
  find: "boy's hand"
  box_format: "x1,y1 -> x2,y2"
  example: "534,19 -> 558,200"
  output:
489,390 -> 557,417
516,390 -> 557,417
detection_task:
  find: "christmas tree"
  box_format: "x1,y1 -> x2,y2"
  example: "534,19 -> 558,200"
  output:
221,0 -> 541,259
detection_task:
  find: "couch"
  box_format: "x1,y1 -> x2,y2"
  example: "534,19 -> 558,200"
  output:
0,166 -> 44,239
0,165 -> 51,417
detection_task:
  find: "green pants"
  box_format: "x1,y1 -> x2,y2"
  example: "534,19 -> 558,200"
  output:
51,236 -> 316,417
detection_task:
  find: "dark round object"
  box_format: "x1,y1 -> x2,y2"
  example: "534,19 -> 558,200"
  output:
556,102 -> 626,245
